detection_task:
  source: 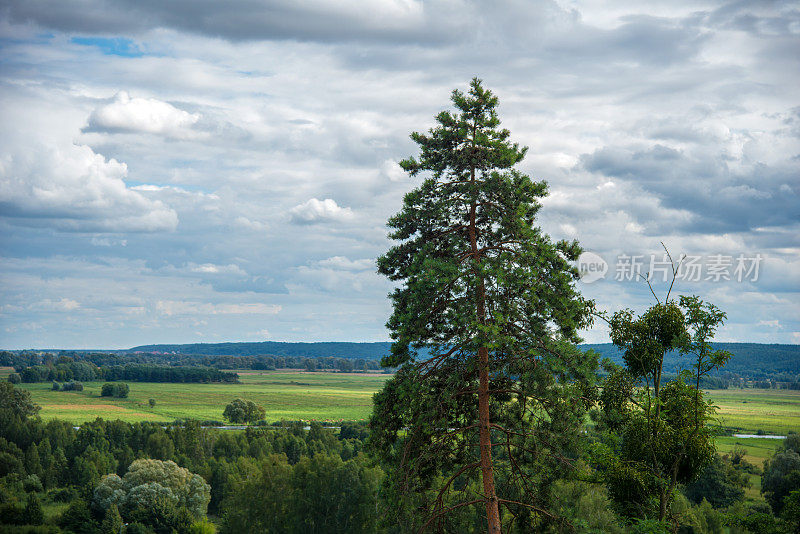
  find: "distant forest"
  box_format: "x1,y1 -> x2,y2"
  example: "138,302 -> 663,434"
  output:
2,342 -> 798,388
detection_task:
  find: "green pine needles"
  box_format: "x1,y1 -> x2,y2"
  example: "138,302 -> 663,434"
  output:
370,78 -> 596,532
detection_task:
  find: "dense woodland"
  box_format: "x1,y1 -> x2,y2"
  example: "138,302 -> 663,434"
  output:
7,360 -> 239,385
1,379 -> 798,533
1,352 -> 384,379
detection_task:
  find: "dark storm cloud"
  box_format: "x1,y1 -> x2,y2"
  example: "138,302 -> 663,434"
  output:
4,0 -> 459,45
580,144 -> 800,234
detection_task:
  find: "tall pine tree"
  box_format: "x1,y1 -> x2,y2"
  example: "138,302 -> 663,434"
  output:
370,79 -> 595,532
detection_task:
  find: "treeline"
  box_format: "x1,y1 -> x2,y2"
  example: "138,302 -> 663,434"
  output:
0,381 -> 379,533
584,343 -> 800,389
10,360 -> 238,384
1,351 -> 385,373
127,341 -> 395,360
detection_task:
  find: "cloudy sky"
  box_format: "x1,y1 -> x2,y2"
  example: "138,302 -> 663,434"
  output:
0,0 -> 797,349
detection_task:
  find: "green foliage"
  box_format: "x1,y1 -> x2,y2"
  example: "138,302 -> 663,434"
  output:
222,398 -> 265,424
220,453 -> 382,534
546,479 -> 625,533
597,295 -> 730,521
58,498 -> 97,533
0,381 -> 40,420
93,458 -> 211,528
100,383 -> 129,398
370,78 -> 595,530
684,455 -> 748,508
187,518 -> 217,534
100,503 -> 124,534
8,373 -> 21,384
761,445 -> 800,514
22,474 -> 42,493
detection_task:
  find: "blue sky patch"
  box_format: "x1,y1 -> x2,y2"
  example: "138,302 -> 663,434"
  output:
70,37 -> 144,57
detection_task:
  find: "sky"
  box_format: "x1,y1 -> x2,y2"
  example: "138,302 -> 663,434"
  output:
0,0 -> 798,349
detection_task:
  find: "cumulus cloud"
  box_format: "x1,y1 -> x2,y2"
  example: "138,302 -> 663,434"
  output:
289,198 -> 354,224
0,140 -> 178,232
379,159 -> 407,182
84,91 -> 202,139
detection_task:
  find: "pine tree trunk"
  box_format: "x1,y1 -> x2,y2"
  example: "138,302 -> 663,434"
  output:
478,345 -> 502,533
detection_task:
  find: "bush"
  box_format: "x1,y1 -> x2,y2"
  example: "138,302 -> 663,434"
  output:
54,381 -> 83,392
188,518 -> 217,534
22,474 -> 42,493
125,523 -> 153,534
7,373 -> 21,384
24,494 -> 43,526
62,381 -> 83,391
222,399 -> 265,424
0,502 -> 25,525
58,498 -> 96,532
100,383 -> 129,398
47,486 -> 77,503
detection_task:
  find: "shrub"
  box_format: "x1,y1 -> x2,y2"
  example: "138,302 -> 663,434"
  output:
24,494 -> 43,526
188,518 -> 216,533
100,383 -> 129,398
222,399 -> 265,424
22,474 -> 42,493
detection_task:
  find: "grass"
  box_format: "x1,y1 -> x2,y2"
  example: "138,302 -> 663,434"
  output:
706,388 -> 800,435
9,366 -> 800,436
16,371 -> 391,424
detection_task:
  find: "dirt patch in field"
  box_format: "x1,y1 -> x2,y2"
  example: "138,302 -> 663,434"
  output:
45,404 -> 157,419
48,404 -> 128,411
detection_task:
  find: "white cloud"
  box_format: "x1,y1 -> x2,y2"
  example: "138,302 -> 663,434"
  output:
289,198 -> 354,224
30,298 -> 81,312
0,140 -> 178,232
379,159 -> 407,182
188,263 -> 246,275
85,91 -> 202,139
155,300 -> 281,316
318,256 -> 374,271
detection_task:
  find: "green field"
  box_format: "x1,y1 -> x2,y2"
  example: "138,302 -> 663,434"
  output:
706,388 -> 800,435
5,365 -> 799,435
12,371 -> 391,424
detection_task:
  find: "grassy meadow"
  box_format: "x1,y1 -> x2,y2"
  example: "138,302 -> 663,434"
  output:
3,366 -> 798,434
7,369 -> 391,424
706,388 -> 800,435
